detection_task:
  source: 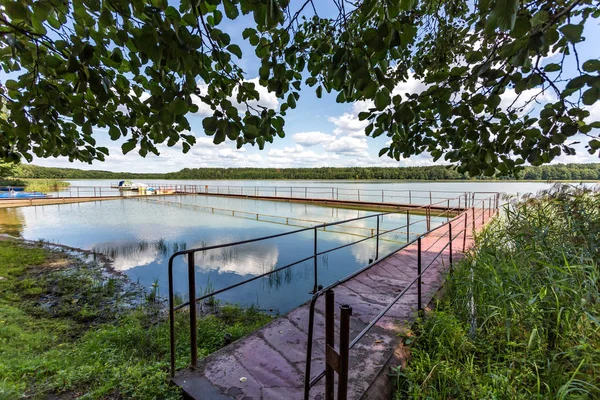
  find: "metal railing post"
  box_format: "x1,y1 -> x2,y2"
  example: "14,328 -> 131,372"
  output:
332,187 -> 334,200
482,200 -> 485,224
325,290 -> 335,400
426,206 -> 431,231
305,187 -> 307,198
417,237 -> 422,311
449,222 -> 453,271
447,199 -> 450,221
429,191 -> 432,205
313,228 -> 318,293
188,253 -> 198,368
381,190 -> 384,203
168,258 -> 176,378
472,207 -> 476,232
409,190 -> 412,204
357,189 -> 360,201
338,305 -> 352,400
463,211 -> 468,252
406,210 -> 410,242
275,187 -> 277,197
375,215 -> 380,260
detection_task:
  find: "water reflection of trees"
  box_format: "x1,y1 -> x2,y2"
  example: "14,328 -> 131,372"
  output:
92,239 -> 187,270
262,254 -> 329,291
93,239 -> 185,259
0,208 -> 25,237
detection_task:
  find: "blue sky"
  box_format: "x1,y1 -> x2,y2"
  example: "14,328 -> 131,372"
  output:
12,2 -> 600,172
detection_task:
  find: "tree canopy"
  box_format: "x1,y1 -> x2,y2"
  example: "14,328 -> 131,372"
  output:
1,0 -> 599,175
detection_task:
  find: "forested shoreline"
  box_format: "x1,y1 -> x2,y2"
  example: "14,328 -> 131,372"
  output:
7,163 -> 600,181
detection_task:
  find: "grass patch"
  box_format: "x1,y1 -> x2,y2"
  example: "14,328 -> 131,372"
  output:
395,184 -> 600,399
0,240 -> 272,399
0,178 -> 69,193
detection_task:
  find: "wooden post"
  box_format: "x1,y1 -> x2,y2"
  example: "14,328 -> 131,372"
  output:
338,305 -> 352,400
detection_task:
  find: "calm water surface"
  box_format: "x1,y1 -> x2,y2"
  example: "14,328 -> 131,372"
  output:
4,180 -> 597,313
1,194 -> 448,313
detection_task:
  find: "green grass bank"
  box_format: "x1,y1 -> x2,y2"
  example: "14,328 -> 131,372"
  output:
0,240 -> 272,399
0,178 -> 70,193
396,185 -> 600,399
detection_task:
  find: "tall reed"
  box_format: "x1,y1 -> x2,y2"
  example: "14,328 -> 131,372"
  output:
396,184 -> 600,399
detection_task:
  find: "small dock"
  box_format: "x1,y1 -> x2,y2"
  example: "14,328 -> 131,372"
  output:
191,191 -> 463,214
0,193 -> 190,209
170,206 -> 494,399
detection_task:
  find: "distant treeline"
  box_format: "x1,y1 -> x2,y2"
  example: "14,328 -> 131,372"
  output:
8,163 -> 600,181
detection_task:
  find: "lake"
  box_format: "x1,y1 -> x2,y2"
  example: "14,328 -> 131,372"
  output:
2,180 -> 597,313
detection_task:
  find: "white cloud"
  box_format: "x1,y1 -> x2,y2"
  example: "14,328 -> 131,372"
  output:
266,145 -> 338,167
391,71 -> 428,97
499,88 -> 556,115
328,72 -> 428,138
586,102 -> 600,122
324,137 -> 369,155
328,112 -> 369,138
292,131 -> 335,146
192,77 -> 279,116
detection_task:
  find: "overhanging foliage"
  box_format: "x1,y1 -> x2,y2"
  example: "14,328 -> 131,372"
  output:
1,0 -> 599,175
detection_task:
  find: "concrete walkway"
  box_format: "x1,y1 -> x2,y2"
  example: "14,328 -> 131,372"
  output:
173,208 -> 492,399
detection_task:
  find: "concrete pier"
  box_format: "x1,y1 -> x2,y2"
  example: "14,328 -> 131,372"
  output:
172,207 -> 492,399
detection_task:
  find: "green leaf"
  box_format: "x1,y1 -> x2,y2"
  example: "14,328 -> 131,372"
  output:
5,80 -> 19,90
242,28 -> 256,39
44,55 -> 63,68
544,63 -> 561,73
287,93 -> 296,108
228,44 -> 242,59
316,86 -> 322,98
378,147 -> 389,157
375,90 -> 391,111
213,130 -> 226,144
487,0 -> 519,31
121,139 -> 136,154
530,10 -> 548,27
582,59 -> 600,73
170,98 -> 188,115
109,126 -> 121,140
566,76 -> 588,91
223,0 -> 239,19
582,87 -> 600,106
358,112 -> 370,121
202,116 -> 218,132
259,65 -> 270,80
559,24 -> 584,43
487,94 -> 501,109
6,2 -> 28,21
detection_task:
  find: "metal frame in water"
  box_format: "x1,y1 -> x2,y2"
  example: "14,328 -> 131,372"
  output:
166,192 -> 500,381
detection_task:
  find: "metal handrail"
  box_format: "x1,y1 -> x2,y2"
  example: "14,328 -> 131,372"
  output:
166,195 -> 473,377
302,196 -> 499,398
